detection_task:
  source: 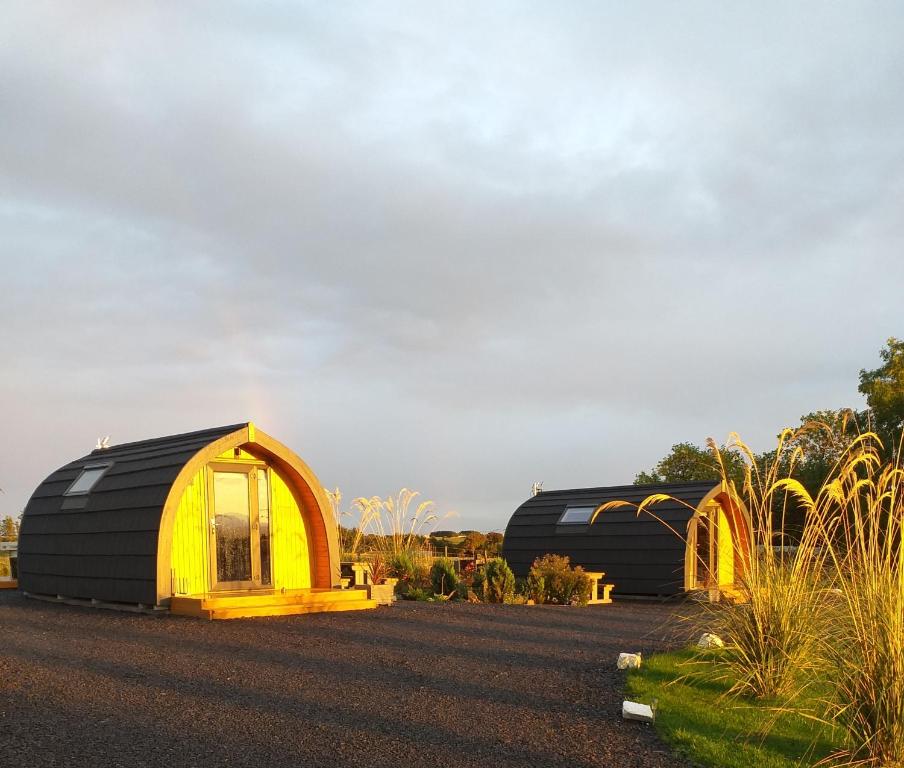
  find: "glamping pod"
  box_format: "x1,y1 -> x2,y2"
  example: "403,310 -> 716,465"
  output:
18,423 -> 376,618
502,481 -> 751,597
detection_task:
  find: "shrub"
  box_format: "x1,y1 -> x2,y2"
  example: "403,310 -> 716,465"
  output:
388,550 -> 417,581
476,558 -> 515,603
528,554 -> 592,605
525,573 -> 546,604
388,551 -> 429,592
471,566 -> 485,596
402,586 -> 434,602
430,557 -> 458,597
454,581 -> 470,600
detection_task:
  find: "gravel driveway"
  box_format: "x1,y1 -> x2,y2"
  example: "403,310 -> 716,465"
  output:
0,591 -> 692,768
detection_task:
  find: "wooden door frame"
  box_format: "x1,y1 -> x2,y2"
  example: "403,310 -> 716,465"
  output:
687,503 -> 720,590
207,462 -> 265,592
684,485 -> 752,593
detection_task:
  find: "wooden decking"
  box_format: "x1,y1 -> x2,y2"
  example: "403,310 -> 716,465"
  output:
170,587 -> 378,620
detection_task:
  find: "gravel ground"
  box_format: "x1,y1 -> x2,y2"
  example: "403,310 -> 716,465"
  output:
0,591 -> 694,768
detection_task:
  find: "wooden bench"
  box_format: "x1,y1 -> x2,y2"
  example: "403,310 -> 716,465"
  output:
350,561 -> 371,587
584,571 -> 614,604
340,561 -> 371,588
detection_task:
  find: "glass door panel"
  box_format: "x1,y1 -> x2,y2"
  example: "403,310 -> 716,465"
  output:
258,469 -> 272,586
213,471 -> 253,585
694,515 -> 712,589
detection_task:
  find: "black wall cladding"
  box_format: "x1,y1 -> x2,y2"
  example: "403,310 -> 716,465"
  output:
502,481 -> 717,595
18,424 -> 246,605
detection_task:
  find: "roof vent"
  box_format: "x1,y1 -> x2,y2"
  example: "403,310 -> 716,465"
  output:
531,481 -> 543,497
95,436 -> 111,450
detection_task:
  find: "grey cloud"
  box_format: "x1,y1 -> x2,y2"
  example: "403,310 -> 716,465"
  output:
2,2 -> 903,529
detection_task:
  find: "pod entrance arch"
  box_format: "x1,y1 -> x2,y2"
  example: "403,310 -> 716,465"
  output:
684,486 -> 751,593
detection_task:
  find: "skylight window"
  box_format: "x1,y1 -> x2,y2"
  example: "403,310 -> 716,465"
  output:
558,506 -> 597,524
64,465 -> 111,496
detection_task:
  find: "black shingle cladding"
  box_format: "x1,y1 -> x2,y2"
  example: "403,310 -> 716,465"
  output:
18,424 -> 246,605
502,481 -> 716,596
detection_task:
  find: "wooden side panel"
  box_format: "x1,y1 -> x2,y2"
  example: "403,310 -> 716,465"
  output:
170,467 -> 209,596
717,504 -> 734,586
270,469 -> 312,590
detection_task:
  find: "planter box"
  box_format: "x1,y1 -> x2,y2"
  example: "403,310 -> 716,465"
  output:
367,583 -> 395,606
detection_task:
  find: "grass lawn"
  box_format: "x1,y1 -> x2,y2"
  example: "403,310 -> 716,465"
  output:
626,648 -> 843,768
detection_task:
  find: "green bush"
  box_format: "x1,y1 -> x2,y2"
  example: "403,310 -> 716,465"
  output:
402,586 -> 434,601
478,558 -> 516,603
389,551 -> 427,583
525,573 -> 546,604
454,581 -> 476,601
471,567 -> 484,593
430,557 -> 458,597
528,554 -> 592,605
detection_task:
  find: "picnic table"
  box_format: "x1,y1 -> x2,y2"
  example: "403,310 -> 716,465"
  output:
584,571 -> 614,604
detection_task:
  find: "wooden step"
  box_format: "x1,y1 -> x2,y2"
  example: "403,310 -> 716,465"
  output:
206,599 -> 379,620
170,588 -> 378,620
202,589 -> 371,610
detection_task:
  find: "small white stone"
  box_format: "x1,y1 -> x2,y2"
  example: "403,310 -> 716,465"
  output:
697,632 -> 725,649
617,652 -> 642,670
622,700 -> 655,722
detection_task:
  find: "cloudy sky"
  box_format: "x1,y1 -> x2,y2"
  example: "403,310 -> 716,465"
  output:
2,3 -> 902,530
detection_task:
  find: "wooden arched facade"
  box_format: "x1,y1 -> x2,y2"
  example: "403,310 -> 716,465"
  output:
502,481 -> 751,597
18,424 -> 373,618
681,484 -> 752,592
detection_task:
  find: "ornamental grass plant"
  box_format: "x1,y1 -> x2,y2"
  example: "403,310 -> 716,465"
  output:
351,489 -> 455,588
598,426 -> 834,700
701,428 -> 835,701
617,424 -> 904,767
816,436 -> 904,767
719,428 -> 904,766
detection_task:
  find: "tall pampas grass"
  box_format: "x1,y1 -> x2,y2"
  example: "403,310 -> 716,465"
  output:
599,426 -> 833,700
815,434 -> 904,767
350,489 -> 455,579
353,488 -> 442,556
604,423 -> 904,764
703,428 -> 836,700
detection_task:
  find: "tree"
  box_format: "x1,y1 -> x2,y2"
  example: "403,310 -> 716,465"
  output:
634,442 -> 746,487
484,531 -> 504,556
754,410 -> 865,537
859,337 -> 904,453
461,530 -> 487,556
781,409 -> 865,493
0,515 -> 18,542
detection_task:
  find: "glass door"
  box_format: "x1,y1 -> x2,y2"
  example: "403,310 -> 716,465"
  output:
209,465 -> 272,591
692,508 -> 720,589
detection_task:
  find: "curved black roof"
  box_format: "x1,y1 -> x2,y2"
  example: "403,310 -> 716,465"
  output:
502,481 -> 718,595
18,424 -> 247,605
